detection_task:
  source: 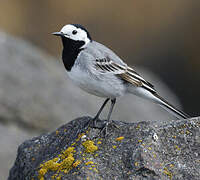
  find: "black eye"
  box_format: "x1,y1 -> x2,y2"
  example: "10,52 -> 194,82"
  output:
72,30 -> 77,35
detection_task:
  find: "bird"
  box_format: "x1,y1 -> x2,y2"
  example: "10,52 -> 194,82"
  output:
52,24 -> 190,134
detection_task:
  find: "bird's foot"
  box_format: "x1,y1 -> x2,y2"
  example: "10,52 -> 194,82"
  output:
85,118 -> 120,138
85,116 -> 104,130
99,121 -> 120,137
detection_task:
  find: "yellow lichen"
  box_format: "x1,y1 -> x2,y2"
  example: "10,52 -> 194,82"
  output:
56,176 -> 61,180
112,145 -> 117,149
163,167 -> 173,179
175,145 -> 181,151
38,147 -> 76,180
138,140 -> 142,143
135,162 -> 139,166
93,168 -> 98,173
76,133 -> 85,141
62,147 -> 75,157
136,125 -> 140,130
153,153 -> 157,158
38,158 -> 60,179
71,142 -> 76,146
85,161 -> 94,165
40,158 -> 60,171
186,130 -> 190,135
39,168 -> 47,177
116,136 -> 124,141
148,147 -> 152,150
56,130 -> 59,135
82,140 -> 98,153
59,155 -> 74,170
64,170 -> 68,173
73,160 -> 82,168
97,141 -> 102,144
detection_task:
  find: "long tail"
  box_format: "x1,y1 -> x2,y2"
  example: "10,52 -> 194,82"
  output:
128,87 -> 190,119
154,94 -> 190,119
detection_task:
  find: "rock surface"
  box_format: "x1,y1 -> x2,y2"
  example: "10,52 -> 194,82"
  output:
9,116 -> 200,180
0,124 -> 34,180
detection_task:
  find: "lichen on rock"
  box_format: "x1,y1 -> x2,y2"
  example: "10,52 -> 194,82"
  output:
38,146 -> 77,179
8,116 -> 200,180
82,140 -> 98,153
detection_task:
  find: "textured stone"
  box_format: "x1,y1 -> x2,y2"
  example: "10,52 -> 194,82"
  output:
9,116 -> 200,180
0,124 -> 33,180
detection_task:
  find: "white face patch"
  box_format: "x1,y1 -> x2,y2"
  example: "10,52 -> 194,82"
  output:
60,24 -> 90,47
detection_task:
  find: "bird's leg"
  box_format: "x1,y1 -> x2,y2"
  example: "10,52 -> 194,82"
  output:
101,98 -> 116,136
92,98 -> 110,126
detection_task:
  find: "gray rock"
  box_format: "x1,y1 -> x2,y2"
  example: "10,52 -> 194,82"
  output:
9,116 -> 200,180
0,124 -> 34,180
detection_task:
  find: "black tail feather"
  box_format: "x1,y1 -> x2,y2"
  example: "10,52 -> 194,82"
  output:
155,94 -> 190,119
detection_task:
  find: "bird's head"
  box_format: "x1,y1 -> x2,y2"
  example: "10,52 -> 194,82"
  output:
52,24 -> 92,49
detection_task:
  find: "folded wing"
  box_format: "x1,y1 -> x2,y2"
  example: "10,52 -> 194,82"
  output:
95,57 -> 156,93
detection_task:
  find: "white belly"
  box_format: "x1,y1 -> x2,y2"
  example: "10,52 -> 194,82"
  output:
67,66 -> 126,98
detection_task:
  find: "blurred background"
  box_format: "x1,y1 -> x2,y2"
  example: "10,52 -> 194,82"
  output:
0,0 -> 200,179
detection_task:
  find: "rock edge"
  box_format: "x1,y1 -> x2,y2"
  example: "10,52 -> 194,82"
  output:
9,116 -> 200,180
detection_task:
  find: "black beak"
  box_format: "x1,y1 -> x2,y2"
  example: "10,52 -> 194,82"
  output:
52,32 -> 64,37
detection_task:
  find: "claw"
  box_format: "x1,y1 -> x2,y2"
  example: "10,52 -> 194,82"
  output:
99,122 -> 109,137
99,121 -> 119,137
84,117 -> 104,130
84,118 -> 95,129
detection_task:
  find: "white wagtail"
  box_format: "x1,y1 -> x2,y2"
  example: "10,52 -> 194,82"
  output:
52,24 -> 190,133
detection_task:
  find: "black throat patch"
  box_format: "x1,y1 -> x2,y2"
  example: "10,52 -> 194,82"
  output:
61,37 -> 85,71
